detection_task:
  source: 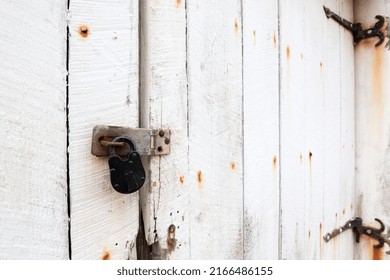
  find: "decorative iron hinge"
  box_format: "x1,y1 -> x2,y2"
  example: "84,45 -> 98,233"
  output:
91,125 -> 171,157
323,6 -> 386,47
323,217 -> 390,254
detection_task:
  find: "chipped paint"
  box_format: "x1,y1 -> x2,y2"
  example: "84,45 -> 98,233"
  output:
179,176 -> 185,185
167,224 -> 176,252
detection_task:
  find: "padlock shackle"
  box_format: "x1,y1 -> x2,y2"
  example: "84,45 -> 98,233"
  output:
108,136 -> 136,157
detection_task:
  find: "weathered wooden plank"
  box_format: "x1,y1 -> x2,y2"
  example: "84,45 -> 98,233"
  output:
354,0 -> 390,260
187,0 -> 243,259
242,0 -> 279,259
322,0 -> 342,260
139,0 -> 190,260
338,0 -> 355,260
280,0 -> 307,259
141,0 -> 243,260
0,0 -> 68,259
280,0 -> 355,259
302,0 -> 326,260
68,0 -> 139,259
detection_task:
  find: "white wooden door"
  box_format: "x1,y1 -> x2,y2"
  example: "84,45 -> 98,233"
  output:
2,0 -> 389,260
139,0 -> 356,260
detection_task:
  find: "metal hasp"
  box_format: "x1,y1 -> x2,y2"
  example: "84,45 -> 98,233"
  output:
323,217 -> 390,254
91,125 -> 171,157
323,6 -> 385,47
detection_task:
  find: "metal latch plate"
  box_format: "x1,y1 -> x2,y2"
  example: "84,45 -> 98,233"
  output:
91,125 -> 171,157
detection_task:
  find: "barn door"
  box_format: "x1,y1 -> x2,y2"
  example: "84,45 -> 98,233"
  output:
138,0 -> 356,260
3,0 -> 388,260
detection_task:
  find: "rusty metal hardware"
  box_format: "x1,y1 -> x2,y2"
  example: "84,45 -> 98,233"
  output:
91,125 -> 171,157
108,136 -> 146,194
323,217 -> 390,254
323,6 -> 385,47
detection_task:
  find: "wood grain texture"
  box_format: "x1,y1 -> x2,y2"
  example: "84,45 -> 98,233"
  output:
68,0 -> 139,259
280,0 -> 355,259
338,0 -> 355,259
0,0 -> 68,259
242,0 -> 279,259
141,0 -> 243,259
187,0 -> 243,259
139,0 -> 190,260
354,0 -> 390,260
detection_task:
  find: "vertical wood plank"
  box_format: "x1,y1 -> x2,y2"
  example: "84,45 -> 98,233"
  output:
280,0 -> 307,259
141,0 -> 243,260
0,0 -> 68,259
139,0 -> 190,260
187,0 -> 243,259
68,0 -> 139,259
242,0 -> 279,259
280,0 -> 355,259
338,0 -> 355,259
322,0 -> 342,260
354,0 -> 390,260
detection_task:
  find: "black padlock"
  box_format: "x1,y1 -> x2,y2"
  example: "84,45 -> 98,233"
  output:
108,136 -> 146,194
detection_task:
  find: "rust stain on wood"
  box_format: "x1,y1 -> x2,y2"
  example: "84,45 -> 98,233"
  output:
372,46 -> 384,123
101,249 -> 111,260
234,18 -> 239,33
273,30 -> 277,48
79,25 -> 89,38
342,208 -> 346,215
179,176 -> 185,185
273,156 -> 277,169
230,162 -> 236,171
253,30 -> 256,46
167,224 -> 176,252
300,53 -> 304,60
372,247 -> 384,260
299,153 -> 303,164
309,151 -> 313,178
320,61 -> 323,70
308,229 -> 311,239
152,181 -> 157,187
350,203 -> 353,211
286,46 -> 291,60
175,0 -> 181,8
371,238 -> 384,260
197,170 -> 203,186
